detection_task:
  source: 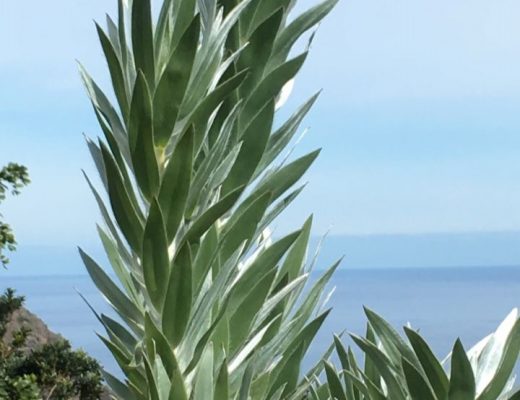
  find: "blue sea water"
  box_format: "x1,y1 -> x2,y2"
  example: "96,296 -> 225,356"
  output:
1,267 -> 519,376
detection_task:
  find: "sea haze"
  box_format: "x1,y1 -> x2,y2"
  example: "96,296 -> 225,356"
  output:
6,230 -> 520,276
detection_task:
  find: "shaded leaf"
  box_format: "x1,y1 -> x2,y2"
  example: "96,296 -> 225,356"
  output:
129,72 -> 160,200
132,0 -> 155,86
154,17 -> 200,147
158,126 -> 194,241
449,339 -> 476,400
142,199 -> 170,309
163,243 -> 193,346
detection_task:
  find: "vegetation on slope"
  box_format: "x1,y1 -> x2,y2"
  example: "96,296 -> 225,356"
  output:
0,288 -> 104,399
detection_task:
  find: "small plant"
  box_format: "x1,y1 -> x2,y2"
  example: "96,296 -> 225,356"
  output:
0,288 -> 104,399
0,288 -> 28,359
317,308 -> 520,400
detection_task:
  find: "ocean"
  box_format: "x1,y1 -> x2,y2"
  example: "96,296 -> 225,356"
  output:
1,266 -> 519,377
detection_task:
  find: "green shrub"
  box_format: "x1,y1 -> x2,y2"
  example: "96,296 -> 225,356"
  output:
0,373 -> 40,400
0,289 -> 104,399
12,340 -> 104,400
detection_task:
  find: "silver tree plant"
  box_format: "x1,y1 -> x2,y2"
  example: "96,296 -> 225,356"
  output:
80,0 -> 338,397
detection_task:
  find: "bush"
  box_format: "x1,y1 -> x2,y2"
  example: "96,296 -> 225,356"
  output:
0,288 -> 103,399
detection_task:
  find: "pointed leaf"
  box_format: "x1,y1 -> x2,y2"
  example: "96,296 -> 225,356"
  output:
154,17 -> 200,147
240,53 -> 307,129
158,127 -> 194,241
193,343 -> 214,400
144,313 -> 186,389
103,370 -> 136,400
214,359 -> 229,400
183,185 -> 243,243
364,306 -> 420,369
132,0 -> 155,86
271,0 -> 338,66
129,72 -> 160,199
229,268 -> 277,351
249,149 -> 320,208
96,23 -> 129,119
449,339 -> 476,400
100,142 -> 144,252
402,357 -> 437,400
324,361 -> 347,400
80,248 -> 142,326
351,333 -> 407,400
220,191 -> 272,260
237,8 -> 283,95
222,100 -> 274,194
477,318 -> 520,400
163,243 -> 192,345
405,326 -> 449,400
186,69 -> 249,152
143,356 -> 160,400
142,199 -> 170,309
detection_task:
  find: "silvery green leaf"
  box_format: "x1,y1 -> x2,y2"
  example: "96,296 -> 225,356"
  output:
229,318 -> 278,373
193,342 -> 215,399
477,311 -> 520,400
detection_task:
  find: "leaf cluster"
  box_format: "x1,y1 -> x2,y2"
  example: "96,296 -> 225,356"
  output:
81,0 -> 338,398
316,308 -> 520,400
0,162 -> 30,267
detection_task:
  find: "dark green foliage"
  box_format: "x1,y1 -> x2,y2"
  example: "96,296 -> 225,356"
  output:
12,341 -> 103,400
0,373 -> 40,400
0,288 -> 24,336
0,288 -> 26,357
0,162 -> 30,267
0,288 -> 104,399
0,163 -> 29,200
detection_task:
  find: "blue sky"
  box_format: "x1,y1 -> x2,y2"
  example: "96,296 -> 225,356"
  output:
2,0 -> 520,249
